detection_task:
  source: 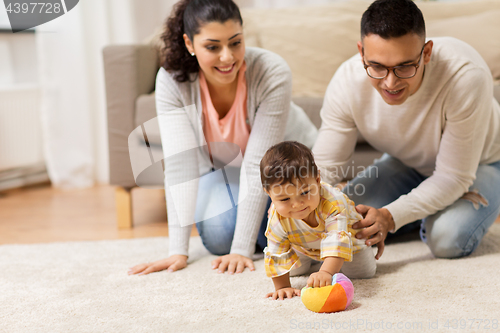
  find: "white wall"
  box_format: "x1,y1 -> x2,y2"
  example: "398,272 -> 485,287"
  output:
0,4 -> 38,85
0,33 -> 38,85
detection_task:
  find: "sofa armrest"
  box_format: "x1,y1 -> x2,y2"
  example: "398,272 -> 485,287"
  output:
103,44 -> 159,187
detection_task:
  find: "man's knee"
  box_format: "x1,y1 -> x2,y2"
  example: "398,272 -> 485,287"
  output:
425,227 -> 477,259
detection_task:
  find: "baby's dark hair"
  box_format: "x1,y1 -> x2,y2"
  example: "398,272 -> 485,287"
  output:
260,141 -> 319,191
361,0 -> 425,40
161,0 -> 243,83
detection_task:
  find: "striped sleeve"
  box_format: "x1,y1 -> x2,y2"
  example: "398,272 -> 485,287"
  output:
321,213 -> 353,262
320,185 -> 361,262
264,207 -> 301,277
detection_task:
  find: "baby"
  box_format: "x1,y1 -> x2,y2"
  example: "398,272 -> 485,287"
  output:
260,141 -> 376,300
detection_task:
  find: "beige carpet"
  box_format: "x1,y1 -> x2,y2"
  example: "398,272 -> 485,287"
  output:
1,224 -> 500,333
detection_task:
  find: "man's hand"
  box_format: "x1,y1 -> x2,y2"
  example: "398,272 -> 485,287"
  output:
128,254 -> 188,275
307,270 -> 333,288
211,254 -> 255,274
352,205 -> 395,260
266,287 -> 301,300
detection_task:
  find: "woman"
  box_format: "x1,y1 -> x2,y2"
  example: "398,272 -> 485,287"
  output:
129,0 -> 317,275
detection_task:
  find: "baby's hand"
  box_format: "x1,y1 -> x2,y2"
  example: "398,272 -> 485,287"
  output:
307,271 -> 333,288
266,287 -> 301,300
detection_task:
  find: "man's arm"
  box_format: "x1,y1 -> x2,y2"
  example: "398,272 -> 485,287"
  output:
384,67 -> 492,229
313,63 -> 359,185
354,67 -> 493,251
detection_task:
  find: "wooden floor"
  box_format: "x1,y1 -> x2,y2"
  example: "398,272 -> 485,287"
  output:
0,183 -> 498,245
0,183 -> 197,245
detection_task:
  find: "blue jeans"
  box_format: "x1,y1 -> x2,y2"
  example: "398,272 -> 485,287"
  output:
343,154 -> 500,258
194,166 -> 269,255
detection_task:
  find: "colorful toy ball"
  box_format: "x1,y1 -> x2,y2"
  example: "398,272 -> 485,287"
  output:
301,273 -> 354,313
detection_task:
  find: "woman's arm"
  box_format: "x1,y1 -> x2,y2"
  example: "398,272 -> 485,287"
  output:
130,68 -> 199,275
228,50 -> 294,259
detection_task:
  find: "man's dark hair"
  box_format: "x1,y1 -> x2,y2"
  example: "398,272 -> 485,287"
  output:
260,141 -> 318,191
361,0 -> 425,40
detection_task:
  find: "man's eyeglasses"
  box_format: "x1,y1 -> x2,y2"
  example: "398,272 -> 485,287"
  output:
362,43 -> 426,79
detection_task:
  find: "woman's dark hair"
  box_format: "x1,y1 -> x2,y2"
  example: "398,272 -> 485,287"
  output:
161,0 -> 243,83
361,0 -> 425,40
260,141 -> 319,191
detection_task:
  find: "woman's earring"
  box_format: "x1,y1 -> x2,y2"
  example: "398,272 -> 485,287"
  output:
190,52 -> 195,56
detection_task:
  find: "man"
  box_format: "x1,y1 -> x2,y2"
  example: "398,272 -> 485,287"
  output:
313,0 -> 500,260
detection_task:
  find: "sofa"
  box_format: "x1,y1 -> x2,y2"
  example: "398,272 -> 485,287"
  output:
103,0 -> 500,228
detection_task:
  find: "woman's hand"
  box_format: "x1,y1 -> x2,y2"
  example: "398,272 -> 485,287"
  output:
266,287 -> 301,300
211,254 -> 255,274
128,255 -> 188,276
352,204 -> 395,260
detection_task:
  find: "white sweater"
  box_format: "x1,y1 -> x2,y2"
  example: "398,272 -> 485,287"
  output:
313,37 -> 500,231
155,47 -> 318,258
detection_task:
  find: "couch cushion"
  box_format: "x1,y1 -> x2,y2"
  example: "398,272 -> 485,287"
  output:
425,10 -> 500,81
417,0 -> 500,20
291,96 -> 323,129
241,0 -> 500,98
242,3 -> 365,98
